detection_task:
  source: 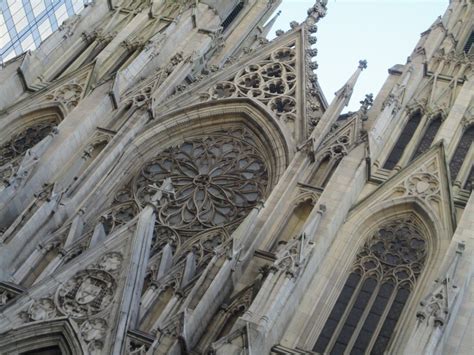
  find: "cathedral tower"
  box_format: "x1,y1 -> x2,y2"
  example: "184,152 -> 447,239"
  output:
0,1 -> 472,354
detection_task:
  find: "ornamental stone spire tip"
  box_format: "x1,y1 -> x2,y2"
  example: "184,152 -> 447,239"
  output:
306,0 -> 328,26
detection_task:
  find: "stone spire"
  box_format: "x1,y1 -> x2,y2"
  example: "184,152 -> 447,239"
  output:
260,10 -> 282,39
322,60 -> 367,125
335,60 -> 367,105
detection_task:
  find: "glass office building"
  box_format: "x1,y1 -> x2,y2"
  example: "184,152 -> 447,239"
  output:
1,0 -> 90,63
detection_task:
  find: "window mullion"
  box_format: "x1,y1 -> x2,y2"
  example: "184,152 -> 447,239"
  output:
345,278 -> 382,353
365,282 -> 400,354
397,114 -> 429,168
325,274 -> 366,353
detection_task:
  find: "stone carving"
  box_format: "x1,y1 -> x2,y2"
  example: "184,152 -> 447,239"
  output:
207,45 -> 297,124
405,173 -> 440,199
80,318 -> 108,354
95,252 -> 123,273
395,158 -> 442,205
0,288 -> 16,306
45,82 -> 84,110
24,298 -> 57,321
56,270 -> 116,318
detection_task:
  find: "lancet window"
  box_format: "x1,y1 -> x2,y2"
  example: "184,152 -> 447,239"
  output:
412,115 -> 442,160
463,30 -> 474,53
222,2 -> 245,31
313,216 -> 427,354
383,111 -> 422,170
449,125 -> 474,184
464,166 -> 473,191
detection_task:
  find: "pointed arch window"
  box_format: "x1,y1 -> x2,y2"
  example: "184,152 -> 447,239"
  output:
383,111 -> 422,170
449,125 -> 474,183
412,115 -> 442,160
0,114 -> 61,186
313,217 -> 427,354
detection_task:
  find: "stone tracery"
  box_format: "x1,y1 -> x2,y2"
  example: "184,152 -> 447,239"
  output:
208,45 -> 297,125
106,127 -> 268,236
0,120 -> 58,185
314,216 -> 427,354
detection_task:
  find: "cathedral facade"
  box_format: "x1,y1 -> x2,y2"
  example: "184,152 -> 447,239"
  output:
0,0 -> 473,354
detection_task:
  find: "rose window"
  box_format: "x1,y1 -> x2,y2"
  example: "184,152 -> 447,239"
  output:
131,128 -> 268,231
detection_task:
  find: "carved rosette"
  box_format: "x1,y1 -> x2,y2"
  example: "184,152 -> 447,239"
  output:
405,173 -> 440,199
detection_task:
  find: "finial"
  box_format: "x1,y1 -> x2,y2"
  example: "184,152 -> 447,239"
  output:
360,94 -> 374,109
359,94 -> 374,121
358,60 -> 368,70
306,0 -> 328,25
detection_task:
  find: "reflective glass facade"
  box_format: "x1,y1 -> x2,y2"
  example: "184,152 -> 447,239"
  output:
0,0 -> 89,63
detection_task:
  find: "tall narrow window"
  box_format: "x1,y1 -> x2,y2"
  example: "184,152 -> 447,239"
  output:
463,31 -> 474,53
383,111 -> 422,170
313,216 -> 427,354
222,2 -> 244,31
449,126 -> 474,183
412,115 -> 442,160
464,166 -> 473,191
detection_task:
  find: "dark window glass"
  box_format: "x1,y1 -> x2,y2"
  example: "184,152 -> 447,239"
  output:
353,283 -> 394,352
464,166 -> 473,191
463,31 -> 474,53
449,126 -> 474,182
313,218 -> 426,354
372,287 -> 410,354
412,116 -> 442,160
333,278 -> 377,352
222,2 -> 244,31
21,346 -> 62,355
313,272 -> 361,353
383,112 -> 422,169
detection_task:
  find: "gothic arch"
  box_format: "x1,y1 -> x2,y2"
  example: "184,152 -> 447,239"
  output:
0,318 -> 85,355
0,106 -> 64,146
0,107 -> 63,186
304,199 -> 448,353
78,99 -> 291,222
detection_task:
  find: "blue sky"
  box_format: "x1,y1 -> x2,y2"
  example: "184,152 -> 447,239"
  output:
272,0 -> 447,110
